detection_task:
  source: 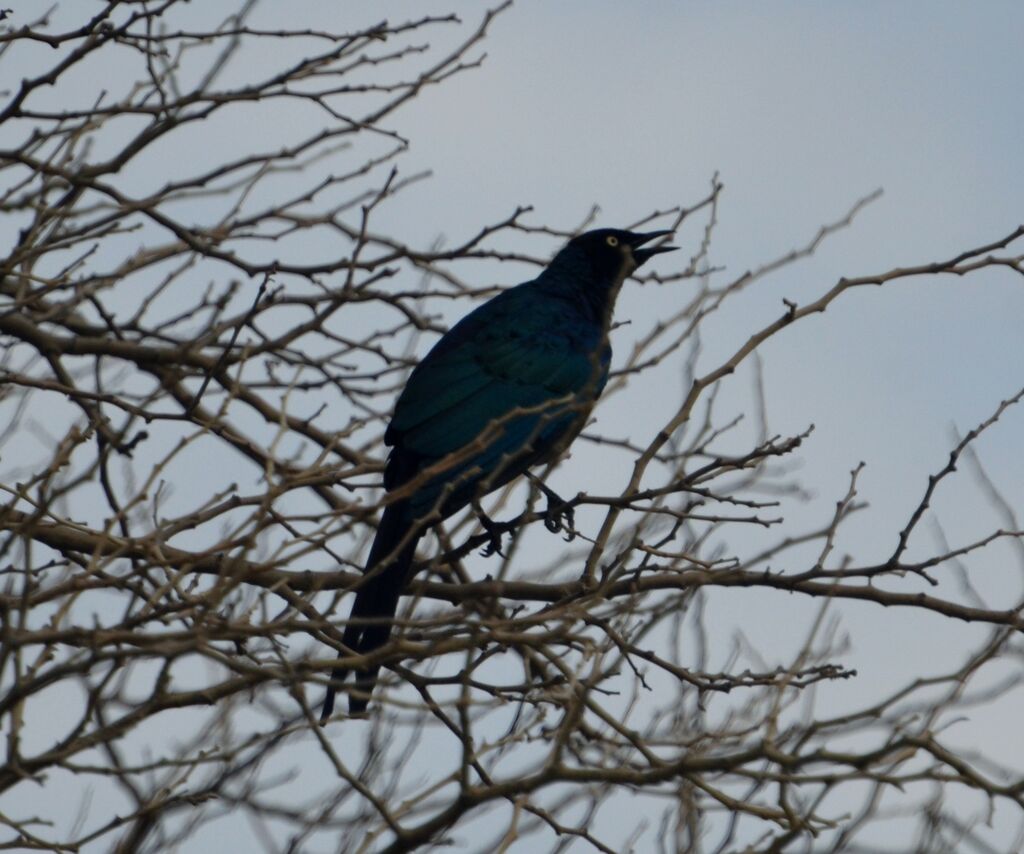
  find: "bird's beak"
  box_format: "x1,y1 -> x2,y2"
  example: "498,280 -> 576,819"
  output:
629,230 -> 677,265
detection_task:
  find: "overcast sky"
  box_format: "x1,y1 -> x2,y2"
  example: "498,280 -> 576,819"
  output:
374,0 -> 1024,764
5,2 -> 1024,850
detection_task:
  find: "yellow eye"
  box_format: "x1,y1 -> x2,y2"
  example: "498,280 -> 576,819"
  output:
606,235 -> 619,247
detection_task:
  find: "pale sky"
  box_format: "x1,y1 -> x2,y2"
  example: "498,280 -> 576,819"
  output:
4,2 -> 1024,851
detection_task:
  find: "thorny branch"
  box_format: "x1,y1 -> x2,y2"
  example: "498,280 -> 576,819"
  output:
1,3 -> 1023,853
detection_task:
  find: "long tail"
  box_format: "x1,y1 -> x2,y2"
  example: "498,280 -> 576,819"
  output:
321,503 -> 421,720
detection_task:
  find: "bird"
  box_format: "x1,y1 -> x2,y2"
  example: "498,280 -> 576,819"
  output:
321,227 -> 676,719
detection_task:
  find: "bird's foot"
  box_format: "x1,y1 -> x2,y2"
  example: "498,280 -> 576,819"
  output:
472,501 -> 507,557
527,475 -> 576,542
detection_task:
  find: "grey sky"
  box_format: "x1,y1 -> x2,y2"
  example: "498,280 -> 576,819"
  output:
4,2 -> 1023,850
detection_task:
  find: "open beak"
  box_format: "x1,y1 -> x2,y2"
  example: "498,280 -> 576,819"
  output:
629,229 -> 677,266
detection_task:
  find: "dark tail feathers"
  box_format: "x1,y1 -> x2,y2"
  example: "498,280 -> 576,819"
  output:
321,504 -> 421,720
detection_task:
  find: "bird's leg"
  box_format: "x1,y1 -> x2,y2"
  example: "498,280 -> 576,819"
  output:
471,499 -> 506,557
526,473 -> 576,542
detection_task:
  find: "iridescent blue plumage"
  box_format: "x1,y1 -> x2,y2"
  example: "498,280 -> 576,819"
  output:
322,228 -> 675,718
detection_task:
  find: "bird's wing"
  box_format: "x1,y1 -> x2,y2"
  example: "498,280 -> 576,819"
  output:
386,285 -> 605,462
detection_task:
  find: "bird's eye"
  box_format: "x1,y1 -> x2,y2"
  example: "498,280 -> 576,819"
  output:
606,235 -> 619,247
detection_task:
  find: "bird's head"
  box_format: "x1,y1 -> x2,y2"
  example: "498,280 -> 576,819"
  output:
553,228 -> 677,288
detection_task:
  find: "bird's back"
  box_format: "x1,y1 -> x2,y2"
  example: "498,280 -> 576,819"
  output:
383,279 -> 611,519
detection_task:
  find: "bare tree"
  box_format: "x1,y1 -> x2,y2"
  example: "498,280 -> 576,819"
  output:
2,4 -> 1023,852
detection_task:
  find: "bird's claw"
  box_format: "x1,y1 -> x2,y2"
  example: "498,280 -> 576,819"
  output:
480,526 -> 505,557
540,490 -> 575,542
525,474 -> 576,542
474,502 -> 506,557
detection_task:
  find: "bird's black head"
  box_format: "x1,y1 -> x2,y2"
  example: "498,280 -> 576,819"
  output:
551,228 -> 677,288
